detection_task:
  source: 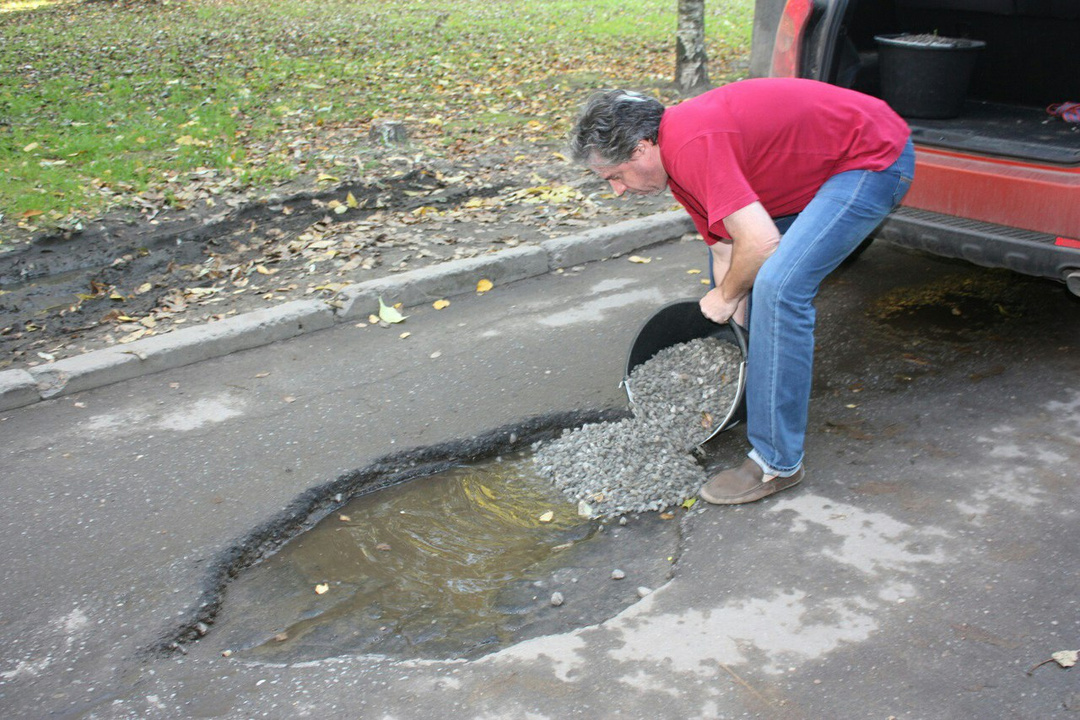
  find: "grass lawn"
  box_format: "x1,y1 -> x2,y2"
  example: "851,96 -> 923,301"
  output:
0,0 -> 753,240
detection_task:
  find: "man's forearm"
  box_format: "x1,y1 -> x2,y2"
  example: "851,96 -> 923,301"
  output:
716,239 -> 772,303
719,202 -> 781,300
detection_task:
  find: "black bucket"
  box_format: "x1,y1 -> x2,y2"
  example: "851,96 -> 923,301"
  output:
624,299 -> 748,445
875,34 -> 985,119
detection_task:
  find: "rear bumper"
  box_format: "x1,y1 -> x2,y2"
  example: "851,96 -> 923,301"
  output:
877,206 -> 1080,290
905,147 -> 1080,239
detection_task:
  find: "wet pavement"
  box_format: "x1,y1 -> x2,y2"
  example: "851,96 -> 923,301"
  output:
1,232 -> 1078,719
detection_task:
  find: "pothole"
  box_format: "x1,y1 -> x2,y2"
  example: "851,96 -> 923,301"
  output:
206,451 -> 679,663
173,331 -> 745,664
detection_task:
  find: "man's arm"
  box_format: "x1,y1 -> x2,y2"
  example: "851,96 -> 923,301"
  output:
699,201 -> 781,324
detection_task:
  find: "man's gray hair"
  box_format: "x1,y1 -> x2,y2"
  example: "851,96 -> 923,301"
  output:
569,89 -> 665,166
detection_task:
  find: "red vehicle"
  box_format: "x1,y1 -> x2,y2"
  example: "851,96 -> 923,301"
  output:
752,0 -> 1080,296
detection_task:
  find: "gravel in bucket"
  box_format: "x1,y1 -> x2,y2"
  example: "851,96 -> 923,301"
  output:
533,337 -> 742,518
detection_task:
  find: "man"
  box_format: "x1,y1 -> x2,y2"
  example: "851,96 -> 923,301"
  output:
570,78 -> 914,504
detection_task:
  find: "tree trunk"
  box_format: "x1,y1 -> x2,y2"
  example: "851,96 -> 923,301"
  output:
676,0 -> 710,95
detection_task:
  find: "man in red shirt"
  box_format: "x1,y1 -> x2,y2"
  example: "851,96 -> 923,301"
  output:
570,78 -> 914,504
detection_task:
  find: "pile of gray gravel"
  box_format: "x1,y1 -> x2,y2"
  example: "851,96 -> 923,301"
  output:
533,337 -> 742,518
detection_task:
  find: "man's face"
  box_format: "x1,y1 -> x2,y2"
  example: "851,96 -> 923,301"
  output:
590,140 -> 668,197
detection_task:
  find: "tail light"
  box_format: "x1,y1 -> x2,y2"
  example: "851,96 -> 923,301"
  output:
771,0 -> 814,77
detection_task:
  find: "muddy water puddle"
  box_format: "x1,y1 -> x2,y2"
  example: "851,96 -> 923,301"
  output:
869,270 -> 1055,337
209,452 -> 680,662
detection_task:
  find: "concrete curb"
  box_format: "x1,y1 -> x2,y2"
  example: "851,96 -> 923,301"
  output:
0,211 -> 693,412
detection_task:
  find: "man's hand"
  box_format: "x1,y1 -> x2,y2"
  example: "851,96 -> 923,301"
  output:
700,286 -> 741,324
699,202 -> 780,326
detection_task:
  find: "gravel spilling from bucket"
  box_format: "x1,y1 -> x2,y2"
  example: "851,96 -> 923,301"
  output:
533,337 -> 742,518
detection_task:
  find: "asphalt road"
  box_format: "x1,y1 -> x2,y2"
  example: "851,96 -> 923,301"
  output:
1,234 -> 1078,719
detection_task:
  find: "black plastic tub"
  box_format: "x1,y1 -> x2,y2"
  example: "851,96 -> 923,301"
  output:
875,34 -> 986,119
623,299 -> 748,445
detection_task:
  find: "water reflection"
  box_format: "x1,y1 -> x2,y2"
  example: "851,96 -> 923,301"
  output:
216,453 -> 597,661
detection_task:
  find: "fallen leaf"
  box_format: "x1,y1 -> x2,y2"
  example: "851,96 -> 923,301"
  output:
476,278 -> 493,293
346,192 -> 359,208
339,514 -> 351,522
315,583 -> 329,595
660,512 -> 675,520
254,372 -> 270,378
539,511 -> 554,523
1029,649 -> 1080,675
376,543 -> 392,551
681,497 -> 698,510
628,255 -> 651,264
368,314 -> 380,324
273,632 -> 289,642
378,297 -> 407,323
283,395 -> 297,403
429,350 -> 442,359
338,257 -> 361,272
186,287 -> 220,297
176,135 -> 209,147
23,142 -> 39,152
432,299 -> 450,310
399,331 -> 411,339
687,269 -> 702,275
118,328 -> 148,343
1053,650 -> 1079,668
313,282 -> 348,293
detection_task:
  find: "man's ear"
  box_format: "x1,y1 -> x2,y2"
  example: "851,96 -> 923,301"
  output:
635,139 -> 657,156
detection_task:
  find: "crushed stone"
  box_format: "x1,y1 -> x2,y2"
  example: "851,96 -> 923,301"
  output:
533,336 -> 742,518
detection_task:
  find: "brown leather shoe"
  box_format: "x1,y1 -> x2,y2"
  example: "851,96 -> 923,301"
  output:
699,458 -> 804,505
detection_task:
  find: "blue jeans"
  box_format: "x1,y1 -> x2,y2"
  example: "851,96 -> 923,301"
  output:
711,139 -> 915,476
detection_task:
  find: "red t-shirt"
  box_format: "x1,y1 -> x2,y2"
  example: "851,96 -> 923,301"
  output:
658,78 -> 910,244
